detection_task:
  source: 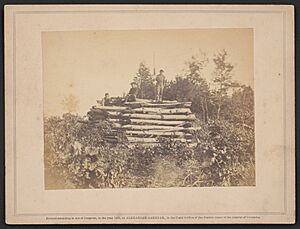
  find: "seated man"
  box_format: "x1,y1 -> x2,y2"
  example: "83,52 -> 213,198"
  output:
99,93 -> 112,106
125,82 -> 139,102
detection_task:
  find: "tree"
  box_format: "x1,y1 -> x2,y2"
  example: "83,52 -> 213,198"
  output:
186,52 -> 210,122
185,51 -> 209,85
228,85 -> 254,127
212,49 -> 239,120
134,62 -> 156,99
164,51 -> 211,122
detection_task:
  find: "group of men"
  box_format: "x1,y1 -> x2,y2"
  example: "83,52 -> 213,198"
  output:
101,69 -> 166,106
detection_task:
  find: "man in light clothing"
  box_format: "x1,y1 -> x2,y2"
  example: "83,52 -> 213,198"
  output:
155,69 -> 166,102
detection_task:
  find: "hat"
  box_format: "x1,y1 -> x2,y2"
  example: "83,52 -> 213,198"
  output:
131,82 -> 137,85
160,69 -> 164,73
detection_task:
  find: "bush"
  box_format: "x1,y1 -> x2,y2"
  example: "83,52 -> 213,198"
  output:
44,114 -> 255,189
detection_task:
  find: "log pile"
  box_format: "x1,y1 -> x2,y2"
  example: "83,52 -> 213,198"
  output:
87,99 -> 197,145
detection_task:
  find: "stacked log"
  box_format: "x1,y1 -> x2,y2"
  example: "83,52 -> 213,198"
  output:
87,99 -> 197,145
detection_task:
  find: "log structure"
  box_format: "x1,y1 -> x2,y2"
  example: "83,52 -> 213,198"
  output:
87,99 -> 197,145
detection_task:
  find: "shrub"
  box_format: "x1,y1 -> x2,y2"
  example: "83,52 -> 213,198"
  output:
44,114 -> 255,189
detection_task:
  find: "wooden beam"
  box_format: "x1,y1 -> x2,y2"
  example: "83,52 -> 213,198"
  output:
88,116 -> 107,121
125,107 -> 192,115
135,99 -> 178,103
108,118 -> 190,126
143,102 -> 192,108
129,119 -> 191,126
105,139 -> 118,143
125,130 -> 192,137
122,113 -> 196,121
126,137 -> 192,143
111,123 -> 122,128
124,101 -> 192,108
90,110 -> 121,116
92,105 -> 128,111
127,142 -> 195,147
127,143 -> 160,147
119,125 -> 196,131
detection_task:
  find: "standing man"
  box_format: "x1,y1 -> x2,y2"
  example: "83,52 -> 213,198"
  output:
155,69 -> 166,102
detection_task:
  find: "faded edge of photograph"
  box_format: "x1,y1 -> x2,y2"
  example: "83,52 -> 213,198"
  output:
42,29 -> 255,190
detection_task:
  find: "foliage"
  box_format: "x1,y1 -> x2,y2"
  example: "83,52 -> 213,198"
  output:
45,116 -> 255,189
164,51 -> 211,122
133,62 -> 156,99
228,86 -> 254,127
211,49 -> 240,120
184,51 -> 209,85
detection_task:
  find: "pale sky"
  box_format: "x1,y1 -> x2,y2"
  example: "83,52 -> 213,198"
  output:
42,29 -> 253,116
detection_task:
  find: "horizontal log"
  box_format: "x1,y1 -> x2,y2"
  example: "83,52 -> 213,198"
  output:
128,142 -> 198,147
105,133 -> 118,137
127,142 -> 198,149
124,101 -> 192,108
105,111 -> 120,116
119,125 -> 196,131
125,107 -> 192,115
92,108 -> 192,118
89,113 -> 101,118
135,99 -> 178,103
105,139 -> 118,143
104,135 -> 118,138
88,116 -> 106,121
111,123 -> 122,128
125,130 -> 193,138
90,109 -> 121,116
127,143 -> 159,147
122,113 -> 196,121
135,99 -> 154,103
129,119 -> 191,126
92,105 -> 128,111
105,138 -> 118,140
145,102 -> 192,108
108,118 -> 190,126
127,137 -> 192,143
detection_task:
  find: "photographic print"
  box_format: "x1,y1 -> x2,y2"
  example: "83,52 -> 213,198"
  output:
5,5 -> 294,224
43,29 -> 255,189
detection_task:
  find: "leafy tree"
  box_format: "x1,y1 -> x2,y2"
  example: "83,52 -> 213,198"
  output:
186,50 -> 210,122
164,51 -> 211,122
185,51 -> 209,84
228,85 -> 254,127
134,62 -> 156,99
212,49 -> 239,120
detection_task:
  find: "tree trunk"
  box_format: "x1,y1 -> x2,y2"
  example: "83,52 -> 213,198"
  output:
201,100 -> 205,122
204,98 -> 209,123
217,103 -> 221,120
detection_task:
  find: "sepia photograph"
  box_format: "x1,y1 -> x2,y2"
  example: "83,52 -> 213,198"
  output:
5,4 -> 294,224
43,29 -> 255,189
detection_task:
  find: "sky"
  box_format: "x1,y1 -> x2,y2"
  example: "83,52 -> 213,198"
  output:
42,28 -> 253,117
